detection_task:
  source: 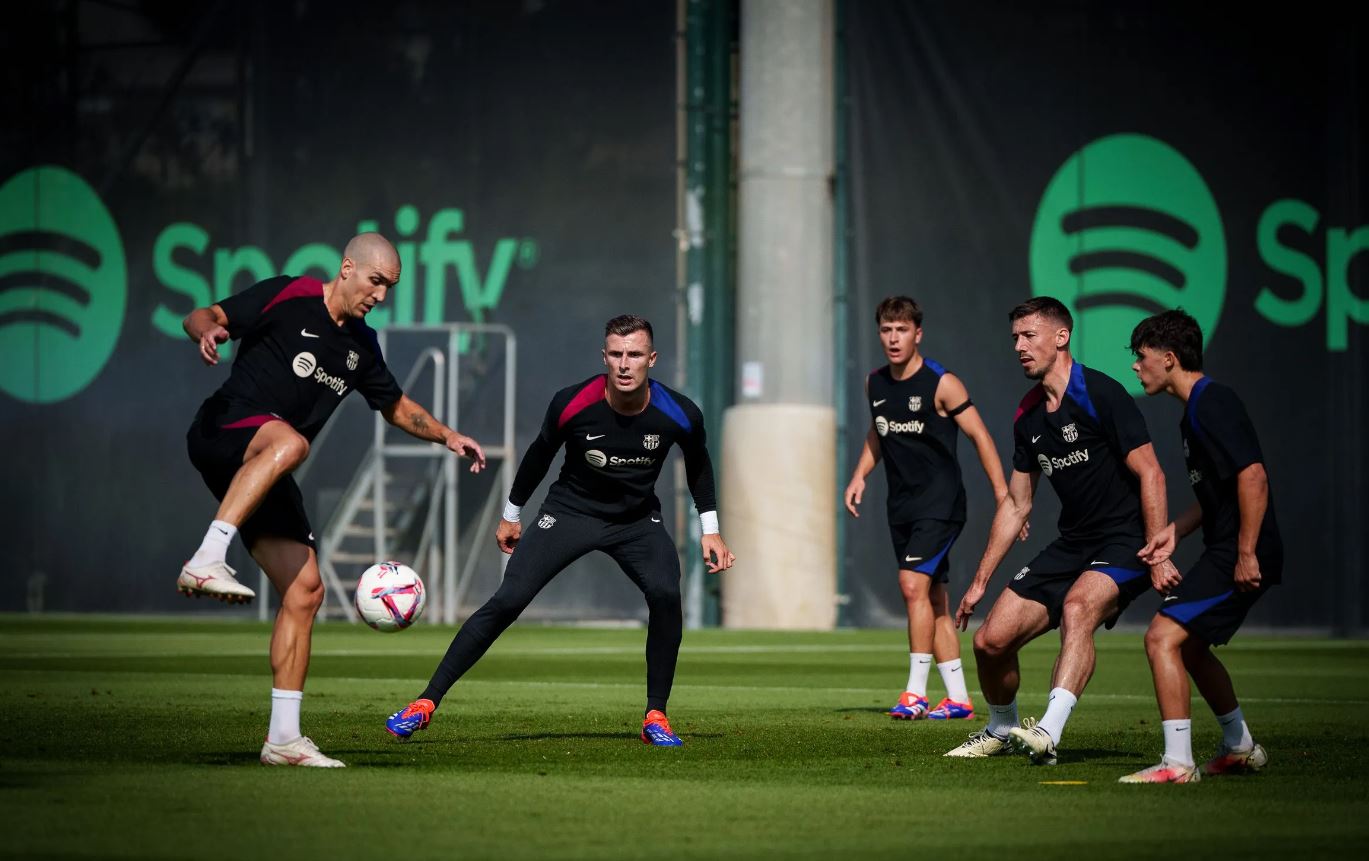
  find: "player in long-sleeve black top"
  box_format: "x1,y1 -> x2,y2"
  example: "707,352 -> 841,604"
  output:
387,315 -> 735,747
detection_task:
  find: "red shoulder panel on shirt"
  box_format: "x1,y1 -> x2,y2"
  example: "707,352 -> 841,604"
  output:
261,276 -> 324,316
1014,385 -> 1045,423
557,376 -> 607,428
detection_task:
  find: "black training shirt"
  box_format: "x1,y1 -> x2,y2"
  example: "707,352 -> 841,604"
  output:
1181,378 -> 1282,576
867,358 -> 967,524
1013,363 -> 1149,543
511,374 -> 716,522
208,275 -> 403,440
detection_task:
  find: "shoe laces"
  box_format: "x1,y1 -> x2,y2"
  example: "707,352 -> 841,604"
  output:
403,700 -> 433,721
644,711 -> 674,734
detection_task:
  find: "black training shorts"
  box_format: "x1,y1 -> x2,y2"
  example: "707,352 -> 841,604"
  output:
1007,534 -> 1150,630
186,397 -> 315,550
1158,549 -> 1281,646
888,519 -> 963,582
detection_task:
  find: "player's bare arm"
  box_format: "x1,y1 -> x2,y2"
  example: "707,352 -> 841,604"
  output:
1124,443 -> 1180,591
381,394 -> 486,473
1139,501 -> 1203,565
1234,462 -> 1270,591
843,424 -> 881,517
182,304 -> 230,366
955,468 -> 1037,630
940,372 -> 1028,540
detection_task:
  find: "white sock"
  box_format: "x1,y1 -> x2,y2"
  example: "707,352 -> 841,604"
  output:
1162,719 -> 1194,766
188,520 -> 237,568
937,659 -> 970,704
1037,687 -> 1078,745
987,699 -> 1018,739
268,688 -> 303,744
1216,707 -> 1253,751
905,653 -> 932,698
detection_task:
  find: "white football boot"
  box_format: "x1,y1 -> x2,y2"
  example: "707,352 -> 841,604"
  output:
1009,717 -> 1058,765
260,736 -> 345,768
1203,742 -> 1268,776
944,728 -> 1013,757
177,560 -> 255,603
1118,757 -> 1201,784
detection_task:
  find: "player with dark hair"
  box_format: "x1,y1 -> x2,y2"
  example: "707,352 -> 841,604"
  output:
946,296 -> 1179,764
179,233 -> 486,767
386,314 -> 735,746
1119,309 -> 1282,783
844,296 -> 1016,721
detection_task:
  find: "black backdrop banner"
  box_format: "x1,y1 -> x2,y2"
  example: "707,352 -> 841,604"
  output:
843,1 -> 1367,631
4,1 -> 679,616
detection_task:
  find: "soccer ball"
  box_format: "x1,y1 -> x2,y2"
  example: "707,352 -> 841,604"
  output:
354,562 -> 426,632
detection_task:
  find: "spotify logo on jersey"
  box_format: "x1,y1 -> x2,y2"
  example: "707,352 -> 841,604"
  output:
292,352 -> 318,377
0,166 -> 127,403
585,449 -> 608,468
1030,134 -> 1226,395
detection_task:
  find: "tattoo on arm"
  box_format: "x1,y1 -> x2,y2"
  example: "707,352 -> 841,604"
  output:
409,412 -> 429,435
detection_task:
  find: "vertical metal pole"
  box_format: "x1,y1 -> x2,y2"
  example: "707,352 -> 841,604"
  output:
374,330 -> 388,562
502,332 -> 516,583
444,330 -> 460,625
832,0 -> 851,626
683,0 -> 736,627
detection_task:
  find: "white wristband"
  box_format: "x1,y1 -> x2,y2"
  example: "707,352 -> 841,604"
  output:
700,510 -> 719,536
502,501 -> 522,523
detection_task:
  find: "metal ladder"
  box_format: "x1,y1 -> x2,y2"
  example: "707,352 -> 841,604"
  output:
256,324 -> 516,625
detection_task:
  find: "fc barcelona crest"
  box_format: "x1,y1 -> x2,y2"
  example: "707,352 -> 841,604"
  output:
346,350 -> 359,370
908,396 -> 922,412
642,434 -> 660,451
1062,423 -> 1078,443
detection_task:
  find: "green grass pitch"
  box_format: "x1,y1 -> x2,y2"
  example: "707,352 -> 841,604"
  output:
2,616 -> 1367,859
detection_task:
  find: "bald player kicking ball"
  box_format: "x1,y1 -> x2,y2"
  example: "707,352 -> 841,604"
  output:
386,314 -> 735,747
179,233 -> 486,767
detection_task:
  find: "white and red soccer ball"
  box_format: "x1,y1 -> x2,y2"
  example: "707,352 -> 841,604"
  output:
354,562 -> 426,632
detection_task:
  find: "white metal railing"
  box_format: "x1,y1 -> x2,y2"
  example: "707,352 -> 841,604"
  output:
256,324 -> 515,625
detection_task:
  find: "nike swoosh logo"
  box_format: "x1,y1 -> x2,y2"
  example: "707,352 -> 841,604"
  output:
301,328 -> 319,338
905,556 -> 922,562
586,434 -> 605,440
651,517 -> 661,523
1031,435 -> 1042,443
1164,595 -> 1178,602
214,527 -> 229,535
872,399 -> 887,406
1090,561 -> 1109,566
308,532 -> 314,541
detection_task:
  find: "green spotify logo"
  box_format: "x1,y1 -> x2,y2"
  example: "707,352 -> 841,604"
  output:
1030,134 -> 1227,395
0,166 -> 126,403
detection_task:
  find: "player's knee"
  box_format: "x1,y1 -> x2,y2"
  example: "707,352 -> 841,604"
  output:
973,627 -> 1008,661
645,581 -> 681,612
275,432 -> 310,470
1060,597 -> 1096,633
484,587 -> 532,622
1143,622 -> 1174,658
284,575 -> 324,615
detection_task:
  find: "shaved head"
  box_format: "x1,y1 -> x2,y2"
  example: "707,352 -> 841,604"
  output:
342,232 -> 399,269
